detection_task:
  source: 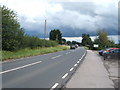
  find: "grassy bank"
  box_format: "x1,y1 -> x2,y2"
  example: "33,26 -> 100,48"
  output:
2,45 -> 69,61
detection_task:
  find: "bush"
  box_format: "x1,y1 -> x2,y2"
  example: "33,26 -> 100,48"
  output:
2,39 -> 20,51
2,5 -> 59,51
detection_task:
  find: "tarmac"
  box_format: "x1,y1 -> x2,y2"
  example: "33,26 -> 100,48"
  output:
65,50 -> 115,88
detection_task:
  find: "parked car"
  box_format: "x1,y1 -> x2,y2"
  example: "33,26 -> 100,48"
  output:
103,48 -> 120,60
70,45 -> 76,49
99,48 -> 110,56
103,48 -> 119,55
99,50 -> 106,56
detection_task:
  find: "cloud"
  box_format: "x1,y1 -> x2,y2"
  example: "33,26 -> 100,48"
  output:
0,0 -> 119,37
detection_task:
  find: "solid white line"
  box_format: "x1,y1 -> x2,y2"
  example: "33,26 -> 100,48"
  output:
0,61 -> 42,74
51,83 -> 59,89
70,67 -> 74,71
51,55 -> 61,59
62,73 -> 68,79
74,64 -> 77,67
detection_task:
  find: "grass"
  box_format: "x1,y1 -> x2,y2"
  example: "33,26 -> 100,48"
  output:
2,45 -> 70,61
84,46 -> 89,50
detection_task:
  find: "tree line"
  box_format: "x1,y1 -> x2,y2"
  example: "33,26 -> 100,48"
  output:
1,5 -> 119,51
65,31 -> 120,50
2,5 -> 58,51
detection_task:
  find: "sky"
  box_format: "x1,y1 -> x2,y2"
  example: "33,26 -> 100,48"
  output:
0,0 -> 119,39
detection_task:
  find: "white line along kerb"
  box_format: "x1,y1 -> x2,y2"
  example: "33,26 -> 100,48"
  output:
79,51 -> 86,61
79,58 -> 82,61
74,64 -> 77,67
62,73 -> 68,79
77,61 -> 80,63
50,83 -> 59,90
0,61 -> 42,74
70,67 -> 74,71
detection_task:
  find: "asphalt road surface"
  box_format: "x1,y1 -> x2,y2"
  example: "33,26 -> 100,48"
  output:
2,47 -> 86,89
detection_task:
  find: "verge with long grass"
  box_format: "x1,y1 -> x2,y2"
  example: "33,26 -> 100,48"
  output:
2,45 -> 69,61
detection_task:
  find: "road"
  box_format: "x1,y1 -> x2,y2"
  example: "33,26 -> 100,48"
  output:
2,47 -> 86,89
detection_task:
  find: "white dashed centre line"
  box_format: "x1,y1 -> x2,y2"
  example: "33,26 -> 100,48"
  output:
0,61 -> 42,74
51,55 -> 61,59
66,52 -> 70,54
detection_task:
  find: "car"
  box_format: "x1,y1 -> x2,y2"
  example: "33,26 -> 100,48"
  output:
70,45 -> 76,49
103,48 -> 120,60
75,44 -> 79,48
99,50 -> 105,56
99,48 -> 110,56
103,48 -> 119,55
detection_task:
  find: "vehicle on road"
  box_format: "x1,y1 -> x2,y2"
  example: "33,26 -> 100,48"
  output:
75,44 -> 79,48
70,45 -> 76,49
103,48 -> 120,60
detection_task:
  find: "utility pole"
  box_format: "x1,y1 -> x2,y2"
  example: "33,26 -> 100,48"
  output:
44,20 -> 46,40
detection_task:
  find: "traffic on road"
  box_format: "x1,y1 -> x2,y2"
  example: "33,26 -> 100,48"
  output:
2,47 -> 86,88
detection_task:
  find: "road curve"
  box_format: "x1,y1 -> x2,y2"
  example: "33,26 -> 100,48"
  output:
2,47 -> 86,88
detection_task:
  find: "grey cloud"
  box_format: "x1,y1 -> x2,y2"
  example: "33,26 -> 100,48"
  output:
18,1 -> 118,38
61,2 -> 97,17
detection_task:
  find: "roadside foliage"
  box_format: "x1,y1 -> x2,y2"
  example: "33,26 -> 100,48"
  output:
1,5 -> 58,51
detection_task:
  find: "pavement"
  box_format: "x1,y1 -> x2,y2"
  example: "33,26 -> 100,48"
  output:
2,47 -> 86,88
65,50 -> 115,88
102,56 -> 120,89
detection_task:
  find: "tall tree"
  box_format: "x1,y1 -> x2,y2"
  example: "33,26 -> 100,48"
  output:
49,29 -> 62,44
97,31 -> 109,48
2,5 -> 24,51
66,41 -> 72,45
62,38 -> 66,45
81,34 -> 93,47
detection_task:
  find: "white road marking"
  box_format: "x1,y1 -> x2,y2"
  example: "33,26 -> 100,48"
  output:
79,51 -> 86,61
70,67 -> 74,71
66,52 -> 70,54
77,61 -> 80,63
51,55 -> 61,59
74,64 -> 77,67
0,61 -> 42,74
62,73 -> 68,79
50,83 -> 59,90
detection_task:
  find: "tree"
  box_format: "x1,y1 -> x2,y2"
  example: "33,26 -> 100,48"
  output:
49,29 -> 62,44
97,31 -> 109,48
66,41 -> 72,45
2,5 -> 24,51
1,5 -> 59,51
81,34 -> 93,48
107,40 -> 115,47
62,38 -> 66,45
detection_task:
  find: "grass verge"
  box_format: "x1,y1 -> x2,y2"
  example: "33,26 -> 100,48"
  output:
2,45 -> 69,61
84,46 -> 89,50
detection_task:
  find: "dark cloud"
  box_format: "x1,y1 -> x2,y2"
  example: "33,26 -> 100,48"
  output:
17,1 -> 118,38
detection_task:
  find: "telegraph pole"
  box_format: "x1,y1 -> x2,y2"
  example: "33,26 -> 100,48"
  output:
44,20 -> 46,40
